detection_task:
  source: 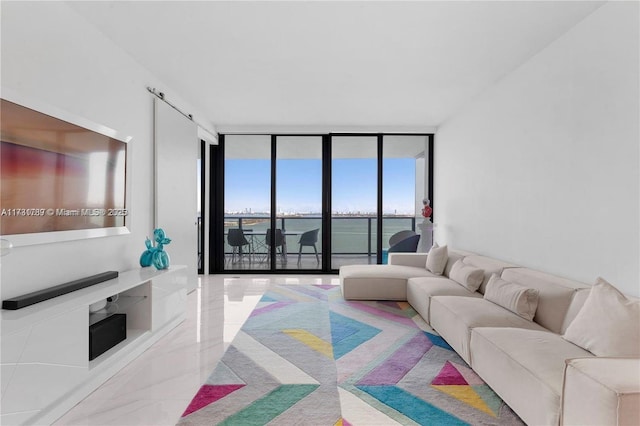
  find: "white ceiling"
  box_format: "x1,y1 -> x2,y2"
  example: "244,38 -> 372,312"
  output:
68,1 -> 604,131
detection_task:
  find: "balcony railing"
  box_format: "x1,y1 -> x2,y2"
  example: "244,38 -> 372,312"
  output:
223,214 -> 416,257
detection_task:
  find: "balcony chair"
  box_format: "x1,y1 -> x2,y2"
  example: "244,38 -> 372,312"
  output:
388,234 -> 420,253
265,229 -> 286,264
382,230 -> 419,263
388,230 -> 417,247
227,228 -> 251,263
298,228 -> 320,264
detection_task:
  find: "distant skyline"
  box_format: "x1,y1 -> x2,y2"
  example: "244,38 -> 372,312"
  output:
224,158 -> 417,215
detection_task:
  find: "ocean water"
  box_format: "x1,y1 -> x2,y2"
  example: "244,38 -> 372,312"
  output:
224,216 -> 416,254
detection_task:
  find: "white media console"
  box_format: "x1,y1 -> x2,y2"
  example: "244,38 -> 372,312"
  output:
0,265 -> 187,425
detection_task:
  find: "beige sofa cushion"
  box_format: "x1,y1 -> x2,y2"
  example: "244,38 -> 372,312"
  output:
429,296 -> 547,364
443,250 -> 470,277
425,244 -> 448,275
484,274 -> 539,321
562,357 -> 640,426
448,260 -> 484,292
563,277 -> 640,357
388,252 -> 428,268
560,287 -> 591,334
339,264 -> 433,300
470,327 -> 593,426
406,277 -> 481,325
501,268 -> 588,334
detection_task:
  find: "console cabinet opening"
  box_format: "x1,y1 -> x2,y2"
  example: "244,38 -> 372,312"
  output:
88,281 -> 151,366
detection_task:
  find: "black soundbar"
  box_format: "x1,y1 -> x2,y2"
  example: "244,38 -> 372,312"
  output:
2,271 -> 119,310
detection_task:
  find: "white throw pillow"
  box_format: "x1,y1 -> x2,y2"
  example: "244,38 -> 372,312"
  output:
449,260 -> 484,292
484,274 -> 539,321
425,244 -> 448,275
563,277 -> 640,357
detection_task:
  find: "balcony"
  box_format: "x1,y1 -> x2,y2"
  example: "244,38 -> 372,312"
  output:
223,214 -> 417,270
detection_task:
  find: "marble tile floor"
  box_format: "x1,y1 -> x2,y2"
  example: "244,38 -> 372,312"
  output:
54,274 -> 339,426
223,254 -> 376,271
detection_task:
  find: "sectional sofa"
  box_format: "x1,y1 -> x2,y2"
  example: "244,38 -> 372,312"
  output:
339,248 -> 640,426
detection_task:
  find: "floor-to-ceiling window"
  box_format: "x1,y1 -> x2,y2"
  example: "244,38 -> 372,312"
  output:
223,135 -> 271,270
212,133 -> 433,273
330,136 -> 379,269
382,135 -> 430,256
275,136 -> 323,270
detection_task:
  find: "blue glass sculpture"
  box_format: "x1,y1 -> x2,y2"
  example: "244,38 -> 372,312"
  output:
139,228 -> 172,270
139,238 -> 154,267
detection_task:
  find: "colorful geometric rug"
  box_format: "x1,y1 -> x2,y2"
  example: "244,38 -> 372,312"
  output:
178,285 -> 524,425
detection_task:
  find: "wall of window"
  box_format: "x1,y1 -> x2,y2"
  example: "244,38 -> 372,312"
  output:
211,133 -> 433,273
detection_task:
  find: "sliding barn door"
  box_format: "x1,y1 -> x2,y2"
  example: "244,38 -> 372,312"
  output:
154,98 -> 198,292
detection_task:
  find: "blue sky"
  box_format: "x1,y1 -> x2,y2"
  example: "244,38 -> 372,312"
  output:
224,158 -> 416,215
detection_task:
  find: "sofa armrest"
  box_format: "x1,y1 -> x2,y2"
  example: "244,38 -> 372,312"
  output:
561,357 -> 640,426
388,252 -> 428,268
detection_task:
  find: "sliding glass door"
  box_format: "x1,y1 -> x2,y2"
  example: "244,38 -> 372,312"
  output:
331,136 -> 378,269
382,135 -> 430,257
223,135 -> 271,270
275,136 -> 323,270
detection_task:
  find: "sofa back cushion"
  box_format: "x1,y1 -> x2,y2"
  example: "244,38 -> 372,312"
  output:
563,277 -> 640,357
501,268 -> 589,334
560,288 -> 591,334
444,250 -> 469,277
462,255 -> 516,294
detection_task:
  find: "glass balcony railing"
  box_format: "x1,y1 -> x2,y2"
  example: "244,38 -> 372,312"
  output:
223,215 -> 417,257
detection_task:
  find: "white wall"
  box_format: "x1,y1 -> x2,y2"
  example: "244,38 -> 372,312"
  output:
0,2 -> 208,299
435,2 -> 639,296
